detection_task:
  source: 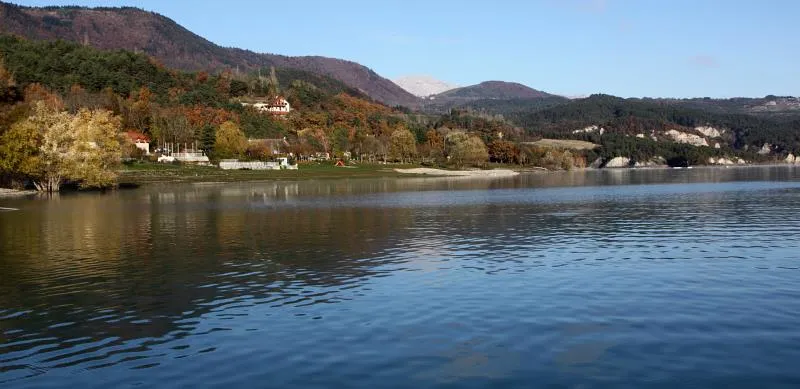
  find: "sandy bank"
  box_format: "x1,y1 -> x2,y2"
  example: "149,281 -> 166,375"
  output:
0,188 -> 37,198
393,168 -> 519,177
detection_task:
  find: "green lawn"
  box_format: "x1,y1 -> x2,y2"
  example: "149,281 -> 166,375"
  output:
118,161 -> 422,185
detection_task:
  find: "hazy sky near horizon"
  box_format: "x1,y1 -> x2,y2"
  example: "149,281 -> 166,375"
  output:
10,0 -> 800,98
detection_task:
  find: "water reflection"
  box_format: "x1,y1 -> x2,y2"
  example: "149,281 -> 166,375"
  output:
1,166 -> 800,387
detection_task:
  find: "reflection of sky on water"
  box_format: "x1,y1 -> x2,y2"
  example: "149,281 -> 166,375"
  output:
2,166 -> 800,388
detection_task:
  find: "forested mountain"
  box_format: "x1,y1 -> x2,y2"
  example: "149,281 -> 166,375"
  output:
0,1 -> 421,107
457,96 -> 570,117
510,94 -> 800,164
433,81 -> 554,101
419,81 -> 559,113
663,96 -> 800,116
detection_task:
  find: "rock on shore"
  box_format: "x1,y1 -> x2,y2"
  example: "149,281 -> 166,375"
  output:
604,157 -> 631,168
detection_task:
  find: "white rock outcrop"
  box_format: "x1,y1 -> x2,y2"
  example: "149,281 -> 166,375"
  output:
695,126 -> 724,138
708,157 -> 736,165
665,129 -> 709,147
785,153 -> 797,164
757,143 -> 772,155
572,125 -> 605,135
604,156 -> 631,168
634,156 -> 667,167
714,143 -> 721,149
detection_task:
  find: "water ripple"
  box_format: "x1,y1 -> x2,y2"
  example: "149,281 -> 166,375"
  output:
3,168 -> 800,388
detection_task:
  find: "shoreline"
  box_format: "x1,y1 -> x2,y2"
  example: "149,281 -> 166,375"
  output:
6,163 -> 793,191
0,188 -> 37,198
393,168 -> 520,177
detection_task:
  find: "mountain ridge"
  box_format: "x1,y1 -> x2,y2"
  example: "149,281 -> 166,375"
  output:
431,81 -> 555,101
419,80 -> 560,113
0,1 -> 421,107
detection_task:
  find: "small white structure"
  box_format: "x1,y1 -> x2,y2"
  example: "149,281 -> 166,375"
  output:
277,157 -> 298,169
242,97 -> 291,115
219,158 -> 297,170
172,152 -> 211,165
125,131 -> 151,155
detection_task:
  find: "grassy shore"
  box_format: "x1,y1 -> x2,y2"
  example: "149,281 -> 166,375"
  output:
118,161 -> 425,185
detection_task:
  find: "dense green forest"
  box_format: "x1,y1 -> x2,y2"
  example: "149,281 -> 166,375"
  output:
510,94 -> 800,160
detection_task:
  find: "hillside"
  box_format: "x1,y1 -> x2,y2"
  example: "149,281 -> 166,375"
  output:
510,94 -> 800,163
458,96 -> 570,117
0,1 -> 420,107
421,81 -> 557,113
662,96 -> 800,116
432,81 -> 553,101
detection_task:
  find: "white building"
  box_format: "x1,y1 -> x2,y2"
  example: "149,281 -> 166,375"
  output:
125,131 -> 151,155
242,97 -> 292,115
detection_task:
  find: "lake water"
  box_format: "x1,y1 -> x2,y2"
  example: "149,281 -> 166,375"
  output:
2,166 -> 800,388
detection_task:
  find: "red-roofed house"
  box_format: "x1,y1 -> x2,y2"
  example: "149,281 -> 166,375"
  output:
242,96 -> 292,116
125,131 -> 151,155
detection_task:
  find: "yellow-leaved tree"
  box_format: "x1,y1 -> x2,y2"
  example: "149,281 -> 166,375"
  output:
389,128 -> 417,163
214,121 -> 246,160
445,131 -> 488,168
68,108 -> 123,189
0,102 -> 122,192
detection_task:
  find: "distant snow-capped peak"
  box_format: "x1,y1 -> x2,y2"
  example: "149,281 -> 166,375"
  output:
393,75 -> 458,98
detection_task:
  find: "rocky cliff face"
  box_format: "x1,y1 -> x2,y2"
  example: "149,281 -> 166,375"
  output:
664,129 -> 709,147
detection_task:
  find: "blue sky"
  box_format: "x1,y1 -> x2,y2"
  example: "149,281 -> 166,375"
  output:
10,0 -> 800,98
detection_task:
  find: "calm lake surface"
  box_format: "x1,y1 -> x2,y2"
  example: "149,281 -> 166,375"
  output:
2,166 -> 800,388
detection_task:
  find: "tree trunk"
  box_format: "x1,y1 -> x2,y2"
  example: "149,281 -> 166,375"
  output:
34,174 -> 61,193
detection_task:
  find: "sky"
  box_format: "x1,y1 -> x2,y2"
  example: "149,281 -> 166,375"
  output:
10,0 -> 800,98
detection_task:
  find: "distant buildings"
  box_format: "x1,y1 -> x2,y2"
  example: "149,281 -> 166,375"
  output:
241,97 -> 292,115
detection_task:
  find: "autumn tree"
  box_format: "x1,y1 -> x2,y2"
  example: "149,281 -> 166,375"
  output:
332,127 -> 350,156
11,102 -> 73,191
122,87 -> 152,131
65,84 -> 90,113
361,135 -> 382,162
0,109 -> 42,186
446,132 -> 488,167
389,128 -> 417,163
422,129 -> 445,162
0,57 -> 20,104
0,102 -> 122,192
66,109 -> 123,188
214,121 -> 247,159
488,140 -> 519,164
245,141 -> 272,161
299,127 -> 330,155
24,83 -> 63,111
151,107 -> 193,150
